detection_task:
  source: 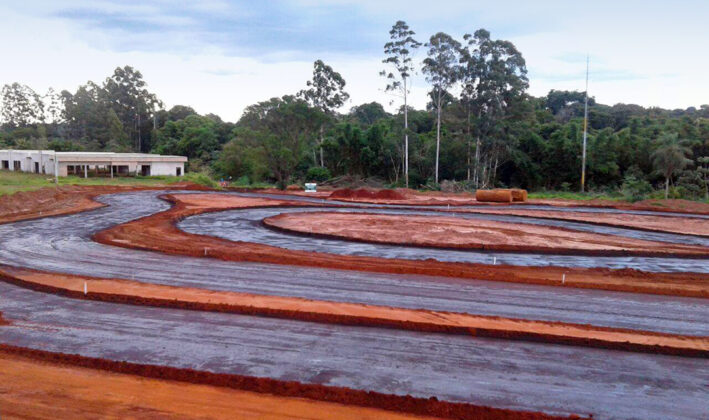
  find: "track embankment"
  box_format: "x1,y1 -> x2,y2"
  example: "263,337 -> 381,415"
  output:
0,182 -> 210,225
454,207 -> 709,237
1,264 -> 705,357
0,349 -> 444,420
0,345 -> 581,420
93,193 -> 709,298
262,211 -> 709,257
314,188 -> 709,214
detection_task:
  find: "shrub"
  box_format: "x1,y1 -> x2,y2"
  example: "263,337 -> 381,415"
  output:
182,172 -> 217,188
620,175 -> 652,202
306,166 -> 331,182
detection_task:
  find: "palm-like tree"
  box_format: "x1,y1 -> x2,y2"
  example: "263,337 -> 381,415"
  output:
651,133 -> 693,199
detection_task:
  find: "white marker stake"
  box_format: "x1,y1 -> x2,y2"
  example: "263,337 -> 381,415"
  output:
562,273 -> 566,284
84,281 -> 87,295
204,247 -> 208,256
493,256 -> 497,265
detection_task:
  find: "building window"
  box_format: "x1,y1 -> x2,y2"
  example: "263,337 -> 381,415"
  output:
1,160 -> 8,169
176,167 -> 182,176
13,161 -> 21,170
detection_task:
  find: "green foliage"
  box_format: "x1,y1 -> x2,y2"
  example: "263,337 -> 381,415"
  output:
306,166 -> 331,182
180,171 -> 218,188
2,41 -> 709,204
651,133 -> 694,198
152,114 -> 220,171
0,170 -> 192,196
620,174 -> 653,202
234,96 -> 324,189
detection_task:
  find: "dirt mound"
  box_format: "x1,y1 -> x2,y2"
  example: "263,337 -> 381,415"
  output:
329,188 -> 406,200
286,184 -> 302,191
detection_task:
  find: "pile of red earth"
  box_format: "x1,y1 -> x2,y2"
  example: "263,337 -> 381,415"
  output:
0,311 -> 7,326
329,188 -> 407,200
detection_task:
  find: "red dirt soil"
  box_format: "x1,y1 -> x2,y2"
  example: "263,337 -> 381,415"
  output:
455,207 -> 709,237
2,264 -> 705,357
0,345 -> 580,420
264,212 -> 709,257
527,197 -> 709,215
93,193 -> 709,298
330,188 -> 408,200
0,350 -> 443,420
0,182 -> 210,224
0,311 -> 7,326
296,187 -> 709,213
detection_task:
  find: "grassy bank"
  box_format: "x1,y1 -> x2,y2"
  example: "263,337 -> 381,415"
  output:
0,171 -> 216,196
527,191 -> 623,201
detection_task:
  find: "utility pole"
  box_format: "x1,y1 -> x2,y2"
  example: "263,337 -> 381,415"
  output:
581,55 -> 589,193
54,150 -> 58,184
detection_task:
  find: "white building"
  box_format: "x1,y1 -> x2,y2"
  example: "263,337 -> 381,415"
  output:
0,150 -> 187,177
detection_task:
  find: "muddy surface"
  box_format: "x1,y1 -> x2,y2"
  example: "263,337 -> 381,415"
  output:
3,192 -> 701,334
0,350 -> 444,420
4,265 -> 706,356
0,182 -> 207,225
0,282 -> 706,419
1,188 -> 708,419
454,207 -> 709,237
180,206 -> 709,272
262,211 -> 709,256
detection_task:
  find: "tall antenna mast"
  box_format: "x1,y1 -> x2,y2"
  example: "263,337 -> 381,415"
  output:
581,55 -> 589,193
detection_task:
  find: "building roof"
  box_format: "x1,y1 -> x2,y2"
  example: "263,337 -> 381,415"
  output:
0,150 -> 187,162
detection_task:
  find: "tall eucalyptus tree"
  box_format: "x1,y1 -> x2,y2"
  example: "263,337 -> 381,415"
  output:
459,29 -> 528,187
381,20 -> 421,187
299,60 -> 349,167
422,32 -> 460,184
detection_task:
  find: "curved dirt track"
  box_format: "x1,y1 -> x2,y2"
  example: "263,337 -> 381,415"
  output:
1,189 -> 708,419
261,211 -> 709,256
1,191 -> 707,335
180,205 -> 709,272
1,283 -> 707,420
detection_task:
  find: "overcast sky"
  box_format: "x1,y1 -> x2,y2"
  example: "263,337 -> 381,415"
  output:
1,0 -> 707,122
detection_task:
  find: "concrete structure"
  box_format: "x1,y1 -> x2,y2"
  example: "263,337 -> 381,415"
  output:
0,150 -> 187,178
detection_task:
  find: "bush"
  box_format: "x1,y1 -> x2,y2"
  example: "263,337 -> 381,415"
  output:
306,166 -> 331,182
181,172 -> 217,188
620,175 -> 652,202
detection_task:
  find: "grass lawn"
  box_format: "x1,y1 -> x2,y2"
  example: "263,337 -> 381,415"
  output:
0,170 -> 211,196
527,191 -> 623,201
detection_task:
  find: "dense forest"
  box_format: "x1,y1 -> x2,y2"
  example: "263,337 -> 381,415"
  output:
1,21 -> 708,200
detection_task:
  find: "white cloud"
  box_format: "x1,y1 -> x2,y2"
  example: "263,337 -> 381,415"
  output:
1,1 -> 707,123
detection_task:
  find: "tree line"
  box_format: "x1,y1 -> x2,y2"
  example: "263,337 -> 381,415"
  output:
1,21 -> 708,199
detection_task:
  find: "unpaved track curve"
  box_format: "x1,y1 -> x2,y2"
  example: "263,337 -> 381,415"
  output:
0,284 -> 707,420
0,190 -> 708,419
180,207 -> 709,271
0,191 -> 707,336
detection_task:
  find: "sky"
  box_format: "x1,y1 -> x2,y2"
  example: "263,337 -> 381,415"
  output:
1,0 -> 707,122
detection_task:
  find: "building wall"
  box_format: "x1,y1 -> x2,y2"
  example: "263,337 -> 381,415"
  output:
149,161 -> 184,176
0,150 -> 185,177
0,150 -> 57,175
